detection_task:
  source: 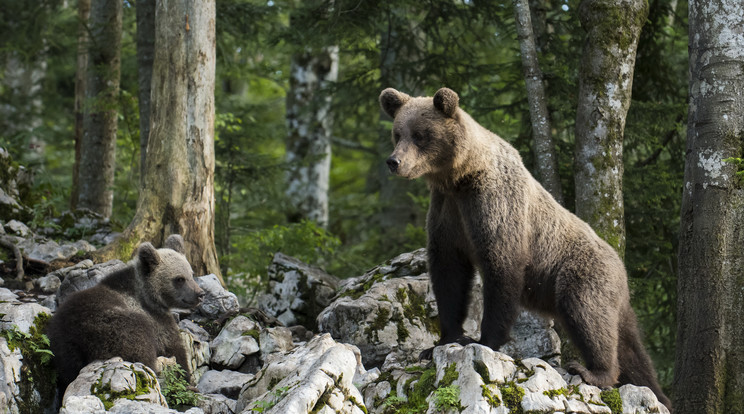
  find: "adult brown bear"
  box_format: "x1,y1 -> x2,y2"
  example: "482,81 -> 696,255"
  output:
380,87 -> 670,409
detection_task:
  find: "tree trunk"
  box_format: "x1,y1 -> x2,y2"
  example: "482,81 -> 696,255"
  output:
673,1 -> 744,412
573,0 -> 648,258
71,0 -> 90,210
77,0 -> 121,219
93,0 -> 223,285
513,0 -> 563,205
285,45 -> 338,228
136,0 -> 155,188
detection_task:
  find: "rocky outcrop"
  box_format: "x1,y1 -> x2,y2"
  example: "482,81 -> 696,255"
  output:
0,246 -> 670,413
258,252 -> 339,329
317,249 -> 561,368
235,334 -> 369,414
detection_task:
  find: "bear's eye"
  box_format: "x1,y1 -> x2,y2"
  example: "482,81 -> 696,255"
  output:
175,276 -> 186,284
393,132 -> 401,143
412,131 -> 427,146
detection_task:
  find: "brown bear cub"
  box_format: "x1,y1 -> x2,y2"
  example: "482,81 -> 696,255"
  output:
47,235 -> 205,393
380,87 -> 671,409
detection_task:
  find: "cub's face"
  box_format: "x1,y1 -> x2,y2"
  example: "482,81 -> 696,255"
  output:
137,235 -> 205,309
380,87 -> 462,180
153,249 -> 205,309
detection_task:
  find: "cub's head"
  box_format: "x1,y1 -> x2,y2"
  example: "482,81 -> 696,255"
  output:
380,87 -> 463,180
135,235 -> 205,309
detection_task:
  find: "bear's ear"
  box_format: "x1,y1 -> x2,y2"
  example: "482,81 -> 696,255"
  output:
379,88 -> 411,118
164,234 -> 185,254
433,88 -> 459,118
137,242 -> 160,274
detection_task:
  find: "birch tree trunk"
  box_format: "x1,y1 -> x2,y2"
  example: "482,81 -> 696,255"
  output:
513,0 -> 563,205
573,0 -> 647,258
77,0 -> 121,219
93,0 -> 223,285
136,0 -> 155,188
673,1 -> 744,411
285,45 -> 338,228
70,0 -> 90,210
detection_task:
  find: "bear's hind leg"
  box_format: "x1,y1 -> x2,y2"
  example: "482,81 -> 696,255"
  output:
558,297 -> 620,388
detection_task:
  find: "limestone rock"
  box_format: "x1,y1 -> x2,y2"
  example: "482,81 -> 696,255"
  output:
62,357 -> 167,409
179,320 -> 212,384
258,252 -> 339,329
0,338 -> 22,414
0,302 -> 51,333
197,370 -> 253,399
318,274 -> 438,368
236,334 -> 368,414
197,393 -> 238,414
59,395 -> 106,414
619,384 -> 670,414
210,316 -> 261,370
35,274 -> 60,294
259,326 -> 294,355
193,274 -> 240,321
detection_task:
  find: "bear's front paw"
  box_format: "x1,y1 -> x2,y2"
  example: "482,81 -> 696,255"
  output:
419,347 -> 435,361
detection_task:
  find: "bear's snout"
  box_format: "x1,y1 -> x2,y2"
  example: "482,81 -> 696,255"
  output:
387,156 -> 401,173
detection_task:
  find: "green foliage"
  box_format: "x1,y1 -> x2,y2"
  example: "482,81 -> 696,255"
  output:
160,364 -> 201,409
251,386 -> 290,413
724,157 -> 744,183
600,389 -> 623,414
432,385 -> 461,411
499,382 -> 525,414
91,366 -> 156,410
0,313 -> 54,366
0,313 -> 57,413
223,220 -> 340,302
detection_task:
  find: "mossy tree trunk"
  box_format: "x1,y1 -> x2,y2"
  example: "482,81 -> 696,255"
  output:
76,0 -> 121,219
573,0 -> 648,258
136,0 -> 155,189
513,0 -> 563,205
673,0 -> 744,412
70,0 -> 90,211
92,0 -> 223,285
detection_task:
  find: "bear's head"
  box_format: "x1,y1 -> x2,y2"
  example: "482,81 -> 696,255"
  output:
135,234 -> 205,310
380,87 -> 463,180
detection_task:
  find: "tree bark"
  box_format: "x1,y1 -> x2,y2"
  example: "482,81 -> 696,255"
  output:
71,0 -> 90,210
93,0 -> 223,285
513,0 -> 563,205
673,1 -> 744,412
285,45 -> 338,228
77,0 -> 122,219
573,0 -> 648,258
136,0 -> 155,188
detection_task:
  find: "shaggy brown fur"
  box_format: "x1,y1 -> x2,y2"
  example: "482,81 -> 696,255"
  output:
380,87 -> 671,409
47,235 -> 204,393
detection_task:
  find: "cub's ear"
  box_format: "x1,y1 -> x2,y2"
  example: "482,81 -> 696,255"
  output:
433,87 -> 459,118
164,234 -> 185,254
379,88 -> 411,118
137,242 -> 160,274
